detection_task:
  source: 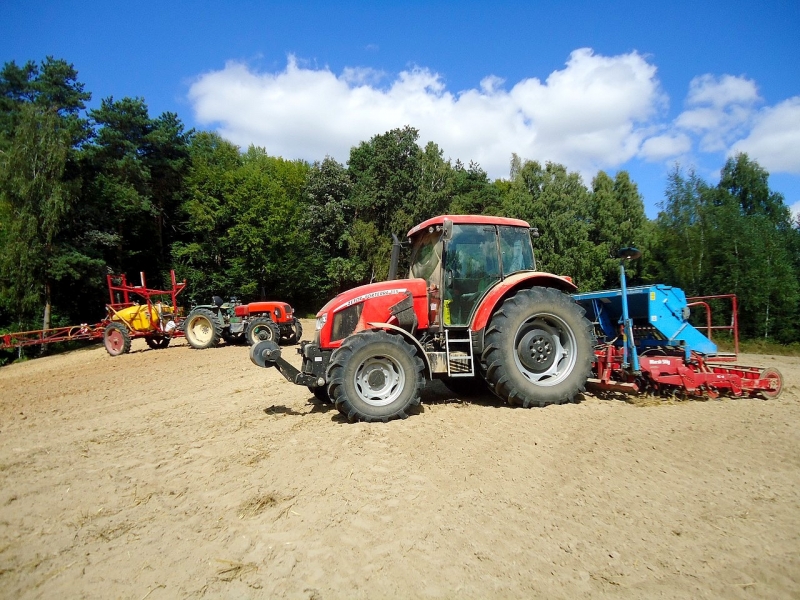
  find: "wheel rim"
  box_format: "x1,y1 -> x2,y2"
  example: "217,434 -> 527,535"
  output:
759,368 -> 782,399
189,317 -> 213,344
513,314 -> 577,386
353,354 -> 406,406
252,325 -> 274,342
106,328 -> 124,353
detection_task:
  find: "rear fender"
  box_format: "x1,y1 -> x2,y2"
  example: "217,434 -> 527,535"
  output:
366,322 -> 432,379
471,272 -> 577,332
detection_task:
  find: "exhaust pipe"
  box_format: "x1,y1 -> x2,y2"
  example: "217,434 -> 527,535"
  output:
387,233 -> 402,280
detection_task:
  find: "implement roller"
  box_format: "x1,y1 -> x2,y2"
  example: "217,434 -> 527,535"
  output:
573,248 -> 782,400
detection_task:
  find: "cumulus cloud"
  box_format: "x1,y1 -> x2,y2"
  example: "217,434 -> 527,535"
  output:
189,52 -> 799,185
188,49 -> 663,179
673,74 -> 761,152
639,133 -> 692,161
730,97 -> 800,174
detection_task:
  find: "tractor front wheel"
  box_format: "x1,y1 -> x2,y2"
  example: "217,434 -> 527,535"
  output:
246,317 -> 280,346
482,287 -> 593,407
104,323 -> 132,356
184,308 -> 222,349
286,319 -> 303,345
327,330 -> 425,422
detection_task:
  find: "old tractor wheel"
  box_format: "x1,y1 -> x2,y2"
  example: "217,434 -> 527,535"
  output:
246,317 -> 280,346
145,335 -> 171,350
482,287 -> 593,407
104,323 -> 132,356
183,308 -> 222,349
287,319 -> 304,345
326,330 -> 425,422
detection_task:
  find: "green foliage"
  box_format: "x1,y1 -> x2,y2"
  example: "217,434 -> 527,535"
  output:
501,160 -> 606,291
654,155 -> 800,342
83,97 -> 192,281
172,137 -> 314,307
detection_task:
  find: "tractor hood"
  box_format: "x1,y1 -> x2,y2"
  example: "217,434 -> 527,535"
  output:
316,279 -> 430,346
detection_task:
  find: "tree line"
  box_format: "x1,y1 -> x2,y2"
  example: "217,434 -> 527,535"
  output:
2,57 -> 799,362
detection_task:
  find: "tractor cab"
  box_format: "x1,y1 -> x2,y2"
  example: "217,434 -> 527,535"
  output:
408,216 -> 536,326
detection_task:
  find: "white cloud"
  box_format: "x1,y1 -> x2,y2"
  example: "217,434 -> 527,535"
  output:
686,74 -> 760,108
674,74 -> 760,152
790,200 -> 800,224
188,49 -> 663,179
730,97 -> 800,174
189,53 -> 800,187
639,133 -> 692,161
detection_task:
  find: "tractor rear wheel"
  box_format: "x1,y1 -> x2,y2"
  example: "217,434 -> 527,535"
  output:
104,323 -> 132,356
184,308 -> 222,349
482,287 -> 593,407
246,317 -> 280,346
327,330 -> 425,422
145,335 -> 171,350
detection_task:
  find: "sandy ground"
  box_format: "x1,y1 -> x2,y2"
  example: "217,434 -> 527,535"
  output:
0,319 -> 798,599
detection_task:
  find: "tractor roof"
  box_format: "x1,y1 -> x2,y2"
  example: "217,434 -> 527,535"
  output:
407,215 -> 531,238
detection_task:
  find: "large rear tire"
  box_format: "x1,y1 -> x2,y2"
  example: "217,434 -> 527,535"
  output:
482,287 -> 593,407
246,316 -> 280,346
327,330 -> 425,422
104,323 -> 132,356
184,308 -> 222,349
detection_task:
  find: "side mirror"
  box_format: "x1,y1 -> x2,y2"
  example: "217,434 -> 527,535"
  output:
443,218 -> 453,240
530,227 -> 540,239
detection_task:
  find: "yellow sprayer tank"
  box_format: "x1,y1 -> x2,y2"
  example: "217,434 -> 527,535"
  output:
110,304 -> 171,332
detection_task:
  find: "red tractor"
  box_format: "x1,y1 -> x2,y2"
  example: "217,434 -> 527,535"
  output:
183,296 -> 302,349
251,215 -> 594,422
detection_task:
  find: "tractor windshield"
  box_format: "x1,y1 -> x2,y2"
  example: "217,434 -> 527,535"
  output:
409,222 -> 536,327
442,224 -> 502,326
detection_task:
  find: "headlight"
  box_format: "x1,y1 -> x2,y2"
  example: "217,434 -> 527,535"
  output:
316,313 -> 328,330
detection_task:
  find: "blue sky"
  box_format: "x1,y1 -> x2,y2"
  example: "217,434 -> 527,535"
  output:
2,0 -> 799,218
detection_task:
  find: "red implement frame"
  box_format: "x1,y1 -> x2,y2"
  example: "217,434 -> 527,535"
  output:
588,294 -> 782,399
1,271 -> 186,351
686,294 -> 739,358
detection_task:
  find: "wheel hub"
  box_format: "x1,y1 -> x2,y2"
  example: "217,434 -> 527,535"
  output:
108,330 -> 123,351
367,369 -> 386,388
354,356 -> 405,406
192,319 -> 211,343
517,326 -> 557,373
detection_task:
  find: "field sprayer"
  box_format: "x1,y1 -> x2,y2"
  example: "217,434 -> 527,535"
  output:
250,214 -> 595,422
0,271 -> 187,357
572,249 -> 782,400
